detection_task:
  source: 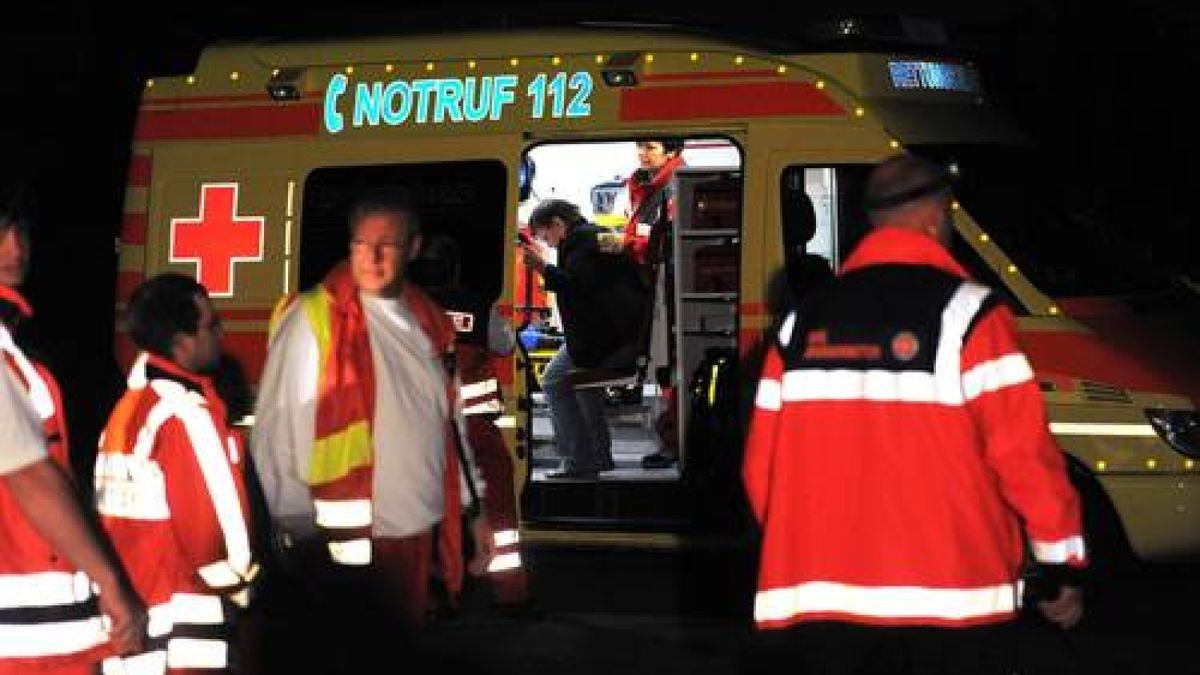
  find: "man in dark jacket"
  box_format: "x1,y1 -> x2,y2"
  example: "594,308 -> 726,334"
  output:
521,199 -> 647,479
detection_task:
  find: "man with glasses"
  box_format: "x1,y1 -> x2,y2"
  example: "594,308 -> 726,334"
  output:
253,191 -> 491,673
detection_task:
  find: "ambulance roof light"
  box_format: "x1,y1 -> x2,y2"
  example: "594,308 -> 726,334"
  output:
267,67 -> 305,101
601,52 -> 640,88
804,14 -> 953,49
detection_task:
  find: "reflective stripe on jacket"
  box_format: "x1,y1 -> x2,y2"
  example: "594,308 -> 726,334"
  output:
743,228 -> 1086,630
0,291 -> 108,667
96,352 -> 254,674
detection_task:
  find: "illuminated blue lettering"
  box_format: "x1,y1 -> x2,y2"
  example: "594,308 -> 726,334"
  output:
324,74 -> 348,134
491,75 -> 518,120
527,74 -> 547,119
550,72 -> 567,118
411,80 -> 437,123
382,80 -> 412,125
567,72 -> 593,118
325,70 -> 595,133
462,77 -> 492,122
353,82 -> 384,127
435,79 -> 465,123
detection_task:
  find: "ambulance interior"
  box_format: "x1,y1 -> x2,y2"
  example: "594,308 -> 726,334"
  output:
293,139 -> 1139,530
517,139 -> 742,482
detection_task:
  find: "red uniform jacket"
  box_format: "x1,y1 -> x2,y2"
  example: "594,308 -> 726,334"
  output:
1,288 -> 110,668
95,353 -> 255,672
743,228 -> 1086,630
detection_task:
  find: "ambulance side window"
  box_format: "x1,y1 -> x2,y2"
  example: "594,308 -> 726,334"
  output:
299,161 -> 508,300
779,165 -> 871,297
781,164 -> 1024,315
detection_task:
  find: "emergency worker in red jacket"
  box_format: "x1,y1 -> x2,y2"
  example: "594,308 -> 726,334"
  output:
743,153 -> 1087,675
95,273 -> 257,675
412,233 -> 533,613
613,138 -> 685,265
1,209 -> 145,674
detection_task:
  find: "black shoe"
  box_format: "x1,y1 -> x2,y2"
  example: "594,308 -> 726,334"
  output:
641,452 -> 678,469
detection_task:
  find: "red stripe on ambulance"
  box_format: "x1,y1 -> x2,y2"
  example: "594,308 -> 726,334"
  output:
121,213 -> 147,246
620,82 -> 843,121
133,103 -> 322,140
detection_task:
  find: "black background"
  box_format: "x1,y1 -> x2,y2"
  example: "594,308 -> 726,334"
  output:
2,1 -> 1197,451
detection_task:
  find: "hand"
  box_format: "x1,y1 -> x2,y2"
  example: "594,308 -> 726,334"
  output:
521,243 -> 546,272
467,516 -> 495,577
97,580 -> 147,656
1038,584 -> 1083,629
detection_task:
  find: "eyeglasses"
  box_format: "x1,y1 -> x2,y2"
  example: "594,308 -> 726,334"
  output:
351,238 -> 405,255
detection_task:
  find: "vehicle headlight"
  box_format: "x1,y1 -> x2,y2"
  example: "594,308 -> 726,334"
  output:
1145,409 -> 1200,459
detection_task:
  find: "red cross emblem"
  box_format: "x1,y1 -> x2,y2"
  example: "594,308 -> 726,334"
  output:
170,183 -> 265,297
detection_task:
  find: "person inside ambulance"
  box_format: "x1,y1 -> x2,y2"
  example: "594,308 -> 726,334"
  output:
521,199 -> 648,479
612,138 -> 686,470
1,205 -> 146,673
612,138 -> 686,266
95,273 -> 258,675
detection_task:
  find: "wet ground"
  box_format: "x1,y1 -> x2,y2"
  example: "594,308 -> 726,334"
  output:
252,541 -> 1200,674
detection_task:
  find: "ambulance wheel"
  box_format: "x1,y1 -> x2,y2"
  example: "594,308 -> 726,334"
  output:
1066,456 -> 1142,580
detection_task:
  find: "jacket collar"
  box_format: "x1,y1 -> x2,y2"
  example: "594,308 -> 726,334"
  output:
132,351 -> 217,399
0,284 -> 33,320
840,226 -> 968,279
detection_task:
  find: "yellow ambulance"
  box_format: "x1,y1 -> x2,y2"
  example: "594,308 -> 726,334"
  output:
115,24 -> 1199,564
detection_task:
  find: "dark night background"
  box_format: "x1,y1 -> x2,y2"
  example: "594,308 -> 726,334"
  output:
2,0 -> 1198,453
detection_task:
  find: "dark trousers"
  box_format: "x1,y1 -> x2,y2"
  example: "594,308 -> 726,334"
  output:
259,533 -> 435,675
742,620 -> 1017,675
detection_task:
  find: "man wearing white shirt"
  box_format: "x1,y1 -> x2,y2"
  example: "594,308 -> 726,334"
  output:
253,192 -> 490,674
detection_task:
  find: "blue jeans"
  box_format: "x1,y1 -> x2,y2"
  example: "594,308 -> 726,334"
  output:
542,345 -> 613,472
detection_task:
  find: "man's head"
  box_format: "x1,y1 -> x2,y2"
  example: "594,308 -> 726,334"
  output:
527,199 -> 584,248
348,192 -> 421,297
864,153 -> 955,244
634,138 -> 684,172
128,273 -> 222,374
408,232 -> 461,289
0,211 -> 31,288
